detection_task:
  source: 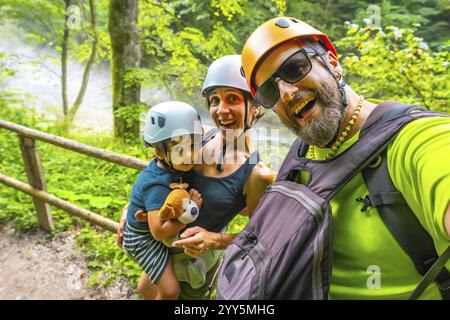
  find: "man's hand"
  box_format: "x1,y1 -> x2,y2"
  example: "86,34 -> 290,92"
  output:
116,203 -> 129,247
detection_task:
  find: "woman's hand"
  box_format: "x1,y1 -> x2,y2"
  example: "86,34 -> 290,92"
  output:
172,226 -> 220,258
116,203 -> 129,247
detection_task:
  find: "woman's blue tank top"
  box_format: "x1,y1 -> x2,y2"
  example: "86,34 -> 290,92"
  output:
184,151 -> 260,233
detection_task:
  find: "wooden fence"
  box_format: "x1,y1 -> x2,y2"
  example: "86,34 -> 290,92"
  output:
0,119 -> 149,233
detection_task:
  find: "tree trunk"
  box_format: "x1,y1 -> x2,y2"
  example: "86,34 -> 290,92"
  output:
108,0 -> 141,141
61,0 -> 70,116
66,0 -> 98,123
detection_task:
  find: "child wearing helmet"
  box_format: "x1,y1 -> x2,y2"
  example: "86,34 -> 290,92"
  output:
122,101 -> 209,300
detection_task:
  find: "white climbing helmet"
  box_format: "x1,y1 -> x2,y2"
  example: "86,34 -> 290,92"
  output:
201,55 -> 250,97
143,101 -> 202,144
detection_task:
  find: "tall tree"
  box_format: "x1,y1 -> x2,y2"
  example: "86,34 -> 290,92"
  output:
0,0 -> 103,124
108,0 -> 141,141
63,0 -> 99,124
62,0 -> 70,116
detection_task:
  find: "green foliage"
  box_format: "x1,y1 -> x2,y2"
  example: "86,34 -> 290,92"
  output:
0,0 -> 449,294
211,0 -> 245,20
0,100 -> 146,288
352,0 -> 450,49
221,0 -> 287,46
337,24 -> 449,112
138,1 -> 239,100
272,0 -> 287,15
112,102 -> 147,143
286,0 -> 449,50
135,0 -> 289,105
0,0 -> 64,46
0,0 -> 110,62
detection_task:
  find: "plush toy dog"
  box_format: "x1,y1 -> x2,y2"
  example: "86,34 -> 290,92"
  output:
135,182 -> 199,224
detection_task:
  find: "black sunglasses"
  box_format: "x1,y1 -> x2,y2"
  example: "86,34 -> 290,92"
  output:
254,47 -> 323,109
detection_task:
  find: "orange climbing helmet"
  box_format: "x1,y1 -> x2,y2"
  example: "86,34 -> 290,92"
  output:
241,17 -> 338,96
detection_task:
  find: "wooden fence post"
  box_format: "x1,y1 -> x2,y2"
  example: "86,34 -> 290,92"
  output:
18,135 -> 54,232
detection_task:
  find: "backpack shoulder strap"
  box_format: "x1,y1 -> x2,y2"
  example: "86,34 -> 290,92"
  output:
361,100 -> 427,134
275,137 -> 307,182
362,149 -> 450,299
409,246 -> 450,300
360,101 -> 450,299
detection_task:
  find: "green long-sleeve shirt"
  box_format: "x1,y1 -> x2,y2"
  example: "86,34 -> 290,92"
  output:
300,116 -> 450,299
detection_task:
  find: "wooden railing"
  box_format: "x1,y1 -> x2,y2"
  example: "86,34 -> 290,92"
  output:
0,119 -> 149,233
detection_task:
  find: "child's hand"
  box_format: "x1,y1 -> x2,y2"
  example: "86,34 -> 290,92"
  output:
189,188 -> 203,209
116,203 -> 129,248
135,210 -> 149,222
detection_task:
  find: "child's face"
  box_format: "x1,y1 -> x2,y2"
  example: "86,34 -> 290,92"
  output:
164,135 -> 200,172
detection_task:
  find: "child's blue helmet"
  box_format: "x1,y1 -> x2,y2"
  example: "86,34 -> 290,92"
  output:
144,101 -> 202,144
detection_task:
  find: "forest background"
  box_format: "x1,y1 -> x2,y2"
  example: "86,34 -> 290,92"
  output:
0,0 -> 448,293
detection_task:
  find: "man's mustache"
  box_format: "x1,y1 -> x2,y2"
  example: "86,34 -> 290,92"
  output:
286,89 -> 317,112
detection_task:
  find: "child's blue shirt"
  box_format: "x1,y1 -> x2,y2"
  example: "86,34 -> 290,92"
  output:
127,158 -> 183,230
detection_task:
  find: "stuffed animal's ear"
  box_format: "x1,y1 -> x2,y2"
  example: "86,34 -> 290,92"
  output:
134,210 -> 148,222
159,205 -> 176,220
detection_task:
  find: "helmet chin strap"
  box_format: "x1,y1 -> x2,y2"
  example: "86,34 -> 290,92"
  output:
312,46 -> 349,120
162,152 -> 176,172
318,51 -> 348,109
157,142 -> 180,173
337,76 -> 348,108
324,76 -> 348,148
243,95 -> 251,132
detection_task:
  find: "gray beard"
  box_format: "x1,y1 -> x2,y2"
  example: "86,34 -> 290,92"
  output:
281,81 -> 346,146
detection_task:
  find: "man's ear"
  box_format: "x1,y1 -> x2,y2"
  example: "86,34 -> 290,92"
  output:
252,105 -> 260,116
326,51 -> 343,80
250,105 -> 264,124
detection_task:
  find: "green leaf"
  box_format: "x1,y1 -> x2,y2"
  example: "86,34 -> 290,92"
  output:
89,196 -> 113,209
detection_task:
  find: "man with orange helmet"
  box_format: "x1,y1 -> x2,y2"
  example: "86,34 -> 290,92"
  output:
238,17 -> 450,299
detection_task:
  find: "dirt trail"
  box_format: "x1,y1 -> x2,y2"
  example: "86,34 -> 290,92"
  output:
0,223 -> 138,300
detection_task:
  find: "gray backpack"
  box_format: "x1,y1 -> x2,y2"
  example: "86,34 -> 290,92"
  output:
216,102 -> 450,300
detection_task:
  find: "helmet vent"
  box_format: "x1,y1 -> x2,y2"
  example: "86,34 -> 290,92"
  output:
151,116 -> 155,125
240,66 -> 246,78
275,18 -> 289,28
158,116 -> 165,128
290,18 -> 300,23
